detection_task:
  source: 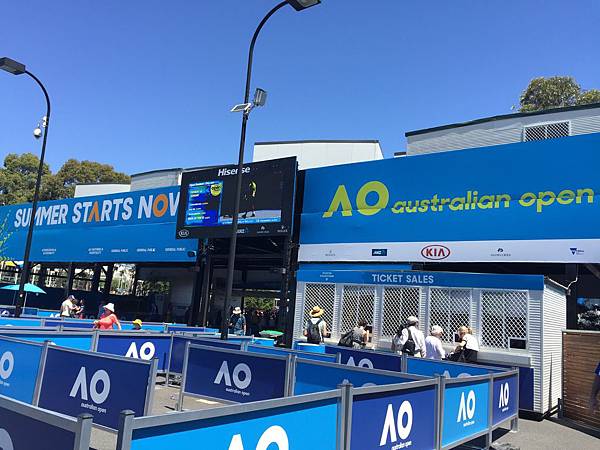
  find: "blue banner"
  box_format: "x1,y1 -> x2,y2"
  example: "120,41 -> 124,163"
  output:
325,345 -> 402,371
248,344 -> 337,363
97,334 -> 171,372
406,357 -> 503,378
130,397 -> 339,450
184,345 -> 287,403
169,336 -> 242,375
44,319 -> 94,329
0,317 -> 43,327
122,322 -> 165,332
0,337 -> 43,403
38,347 -> 151,429
300,133 -> 600,263
492,374 -> 519,426
351,384 -> 437,450
0,186 -> 198,263
0,402 -> 76,450
0,331 -> 94,351
36,310 -> 60,317
293,361 -> 414,396
441,379 -> 490,448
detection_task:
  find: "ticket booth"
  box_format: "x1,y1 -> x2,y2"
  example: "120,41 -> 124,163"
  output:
293,267 -> 566,417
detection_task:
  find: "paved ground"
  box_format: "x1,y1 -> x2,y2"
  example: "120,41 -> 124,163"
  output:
91,378 -> 599,450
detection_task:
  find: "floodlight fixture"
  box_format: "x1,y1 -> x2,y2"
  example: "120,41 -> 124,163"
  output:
253,88 -> 267,107
287,0 -> 321,11
0,57 -> 26,75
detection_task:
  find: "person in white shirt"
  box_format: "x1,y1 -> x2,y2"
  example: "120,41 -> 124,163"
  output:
60,295 -> 76,317
425,325 -> 445,360
449,326 -> 480,363
397,316 -> 426,358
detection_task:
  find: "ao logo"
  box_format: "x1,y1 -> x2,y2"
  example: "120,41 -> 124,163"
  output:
442,370 -> 470,379
346,356 -> 374,369
214,361 -> 252,390
0,428 -> 14,450
228,425 -> 288,450
125,342 -> 155,360
499,382 -> 510,409
456,390 -> 476,422
380,401 -> 413,445
69,367 -> 111,404
0,352 -> 14,380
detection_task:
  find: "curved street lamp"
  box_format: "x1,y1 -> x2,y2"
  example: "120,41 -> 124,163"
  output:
0,57 -> 51,317
221,0 -> 321,339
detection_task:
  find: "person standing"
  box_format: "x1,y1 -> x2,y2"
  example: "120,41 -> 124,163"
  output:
228,306 -> 246,336
304,306 -> 329,344
449,326 -> 479,363
93,303 -> 122,330
425,325 -> 445,360
351,319 -> 369,348
60,295 -> 77,317
394,316 -> 426,358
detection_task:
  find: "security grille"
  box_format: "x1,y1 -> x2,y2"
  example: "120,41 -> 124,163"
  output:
302,283 -> 335,333
381,286 -> 420,338
340,285 -> 375,335
481,290 -> 528,349
523,121 -> 570,142
429,288 -> 472,343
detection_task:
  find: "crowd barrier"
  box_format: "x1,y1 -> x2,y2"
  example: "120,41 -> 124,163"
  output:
248,343 -> 340,363
325,344 -> 403,370
96,332 -> 173,373
178,344 -> 291,407
0,394 -> 93,450
0,335 -> 45,404
405,355 -> 506,378
0,317 -> 45,327
0,329 -> 96,351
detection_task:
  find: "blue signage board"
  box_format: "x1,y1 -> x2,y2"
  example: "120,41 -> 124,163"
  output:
300,133 -> 600,263
38,347 -> 151,429
169,336 -> 242,375
0,403 -> 76,450
122,322 -> 165,332
293,360 -> 414,396
129,396 -> 339,450
441,379 -> 490,448
406,357 -> 501,378
0,332 -> 94,351
184,345 -> 287,403
492,374 -> 518,426
326,346 -> 402,371
0,338 -> 43,403
45,319 -> 94,329
0,317 -> 43,327
97,334 -> 172,372
0,186 -> 198,263
351,385 -> 437,450
36,309 -> 60,317
248,344 -> 337,363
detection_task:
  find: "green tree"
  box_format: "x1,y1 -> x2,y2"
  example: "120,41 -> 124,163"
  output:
519,77 -> 600,112
0,153 -> 51,205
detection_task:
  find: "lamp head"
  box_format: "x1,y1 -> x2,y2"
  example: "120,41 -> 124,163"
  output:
287,0 -> 321,11
0,57 -> 26,75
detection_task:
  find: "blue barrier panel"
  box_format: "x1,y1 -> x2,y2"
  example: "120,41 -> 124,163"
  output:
247,344 -> 337,363
326,345 -> 402,371
294,342 -> 326,353
168,336 -> 242,375
167,325 -> 208,333
407,357 -> 504,379
120,392 -> 340,450
350,380 -> 438,450
121,322 -> 165,332
0,394 -> 90,450
36,309 -> 60,317
45,319 -> 95,329
0,336 -> 44,403
183,345 -> 288,403
293,360 -> 420,396
0,330 -> 95,351
441,377 -> 490,448
0,317 -> 43,327
492,373 -> 519,426
97,333 -> 172,372
38,346 -> 154,430
23,307 -> 38,315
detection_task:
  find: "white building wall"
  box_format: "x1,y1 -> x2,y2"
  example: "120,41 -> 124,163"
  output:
528,288 -> 543,413
74,184 -> 130,198
130,169 -> 182,191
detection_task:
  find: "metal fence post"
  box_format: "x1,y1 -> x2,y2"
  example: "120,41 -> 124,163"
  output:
176,341 -> 191,411
511,368 -> 520,432
91,329 -> 99,352
287,355 -> 297,397
486,374 -> 494,448
74,413 -> 93,450
116,410 -> 135,450
165,333 -> 174,385
338,382 -> 353,450
144,357 -> 158,416
33,340 -> 50,406
437,376 -> 446,450
401,353 -> 407,372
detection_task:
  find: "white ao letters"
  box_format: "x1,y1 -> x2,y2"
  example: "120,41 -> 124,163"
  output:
457,390 -> 476,422
346,356 -> 374,369
0,428 -> 14,450
214,361 -> 252,390
228,426 -> 289,450
69,367 -> 111,404
380,401 -> 413,445
0,352 -> 14,380
125,342 -> 155,360
499,382 -> 510,409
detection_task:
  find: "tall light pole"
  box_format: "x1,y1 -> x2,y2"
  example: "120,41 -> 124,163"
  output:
221,0 -> 321,339
0,57 -> 51,318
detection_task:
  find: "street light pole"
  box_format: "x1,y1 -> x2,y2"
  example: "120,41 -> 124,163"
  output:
220,0 -> 321,339
0,58 -> 51,317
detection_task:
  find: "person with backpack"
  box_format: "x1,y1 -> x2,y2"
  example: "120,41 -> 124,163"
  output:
391,316 -> 426,358
303,306 -> 328,344
228,306 -> 247,336
338,319 -> 369,348
448,326 -> 479,363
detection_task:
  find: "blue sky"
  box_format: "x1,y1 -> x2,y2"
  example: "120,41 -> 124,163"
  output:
1,0 -> 599,175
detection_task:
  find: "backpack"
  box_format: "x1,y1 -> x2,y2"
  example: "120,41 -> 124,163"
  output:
338,330 -> 354,347
402,328 -> 417,356
306,318 -> 323,344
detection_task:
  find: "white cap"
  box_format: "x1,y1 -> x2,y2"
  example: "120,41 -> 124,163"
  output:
406,316 -> 419,325
431,325 -> 443,335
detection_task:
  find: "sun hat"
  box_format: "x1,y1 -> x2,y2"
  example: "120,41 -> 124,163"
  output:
406,316 -> 419,325
104,303 -> 115,313
233,306 -> 242,314
309,306 -> 325,318
133,319 -> 143,326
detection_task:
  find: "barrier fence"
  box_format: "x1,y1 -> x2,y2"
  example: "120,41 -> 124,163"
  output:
248,343 -> 340,363
96,332 -> 173,373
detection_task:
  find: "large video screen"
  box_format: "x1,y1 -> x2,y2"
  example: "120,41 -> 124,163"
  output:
176,157 -> 297,239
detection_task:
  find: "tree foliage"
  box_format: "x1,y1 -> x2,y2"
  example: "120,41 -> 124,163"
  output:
519,76 -> 600,112
0,153 -> 129,205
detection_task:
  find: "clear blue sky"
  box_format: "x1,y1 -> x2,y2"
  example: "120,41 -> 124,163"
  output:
1,0 -> 599,175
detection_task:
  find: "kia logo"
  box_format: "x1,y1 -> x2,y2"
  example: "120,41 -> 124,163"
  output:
178,229 -> 190,238
421,245 -> 450,260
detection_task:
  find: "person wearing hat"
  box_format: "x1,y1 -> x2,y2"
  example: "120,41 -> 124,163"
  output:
93,303 -> 122,330
132,319 -> 143,331
303,306 -> 329,344
395,316 -> 426,358
425,325 -> 445,360
228,306 -> 246,336
60,295 -> 77,318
